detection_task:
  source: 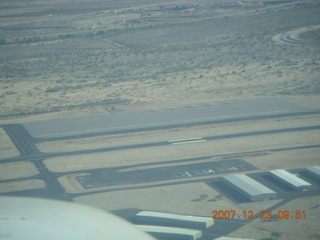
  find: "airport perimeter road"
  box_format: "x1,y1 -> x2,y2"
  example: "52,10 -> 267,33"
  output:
273,25 -> 320,46
23,97 -> 311,139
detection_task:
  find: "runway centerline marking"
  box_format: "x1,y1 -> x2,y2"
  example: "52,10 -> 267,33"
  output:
168,137 -> 203,143
37,109 -> 292,138
171,139 -> 207,145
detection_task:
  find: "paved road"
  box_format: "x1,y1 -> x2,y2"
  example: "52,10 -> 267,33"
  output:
274,27 -> 320,46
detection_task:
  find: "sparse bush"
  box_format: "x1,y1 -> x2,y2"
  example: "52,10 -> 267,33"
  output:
200,194 -> 208,200
216,194 -> 223,199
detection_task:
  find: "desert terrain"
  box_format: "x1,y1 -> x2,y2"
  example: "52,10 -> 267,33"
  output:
0,0 -> 319,240
0,0 -> 319,118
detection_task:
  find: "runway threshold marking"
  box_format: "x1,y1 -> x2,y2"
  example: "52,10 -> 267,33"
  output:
168,137 -> 207,145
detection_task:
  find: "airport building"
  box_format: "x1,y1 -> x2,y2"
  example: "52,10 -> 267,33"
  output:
305,166 -> 320,178
135,225 -> 202,240
270,169 -> 312,191
135,211 -> 214,229
223,174 -> 277,202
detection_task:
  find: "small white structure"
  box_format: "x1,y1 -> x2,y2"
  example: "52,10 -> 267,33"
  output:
305,166 -> 320,178
135,225 -> 202,240
214,236 -> 254,240
270,169 -> 312,191
215,237 -> 255,240
223,174 -> 277,201
135,211 -> 214,229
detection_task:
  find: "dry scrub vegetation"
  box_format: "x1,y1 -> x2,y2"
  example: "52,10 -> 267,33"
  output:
0,0 -> 319,117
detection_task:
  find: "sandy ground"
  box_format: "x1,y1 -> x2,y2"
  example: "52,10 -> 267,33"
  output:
245,148 -> 320,171
0,128 -> 20,159
0,161 -> 39,180
74,182 -> 242,217
228,196 -> 320,240
0,179 -> 46,193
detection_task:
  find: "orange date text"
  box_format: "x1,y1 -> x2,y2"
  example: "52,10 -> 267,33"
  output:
211,210 -> 306,220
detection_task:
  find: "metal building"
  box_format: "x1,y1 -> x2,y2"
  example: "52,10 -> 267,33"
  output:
215,237 -> 255,240
223,174 -> 277,202
135,225 -> 202,240
270,169 -> 312,191
135,211 -> 214,229
305,166 -> 320,178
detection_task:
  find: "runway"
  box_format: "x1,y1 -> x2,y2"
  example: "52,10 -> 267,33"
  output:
23,97 -> 310,139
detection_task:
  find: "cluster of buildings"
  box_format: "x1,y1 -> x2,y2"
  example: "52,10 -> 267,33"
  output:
132,166 -> 319,239
223,166 -> 319,202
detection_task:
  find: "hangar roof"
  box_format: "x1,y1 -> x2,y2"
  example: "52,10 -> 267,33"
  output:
136,211 -> 212,223
270,169 -> 311,187
305,166 -> 320,177
223,174 -> 276,197
136,225 -> 201,235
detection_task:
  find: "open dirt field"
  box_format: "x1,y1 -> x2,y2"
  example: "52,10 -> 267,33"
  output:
0,179 -> 46,193
0,161 -> 39,180
74,182 -> 241,217
0,128 -> 20,159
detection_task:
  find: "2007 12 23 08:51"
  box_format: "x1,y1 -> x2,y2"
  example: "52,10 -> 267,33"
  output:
212,210 -> 307,220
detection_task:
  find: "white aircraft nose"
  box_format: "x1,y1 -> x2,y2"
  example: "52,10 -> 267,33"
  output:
0,196 -> 155,240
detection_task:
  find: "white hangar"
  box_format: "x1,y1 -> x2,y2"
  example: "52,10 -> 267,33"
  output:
223,174 -> 277,202
305,166 -> 320,178
270,169 -> 312,191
